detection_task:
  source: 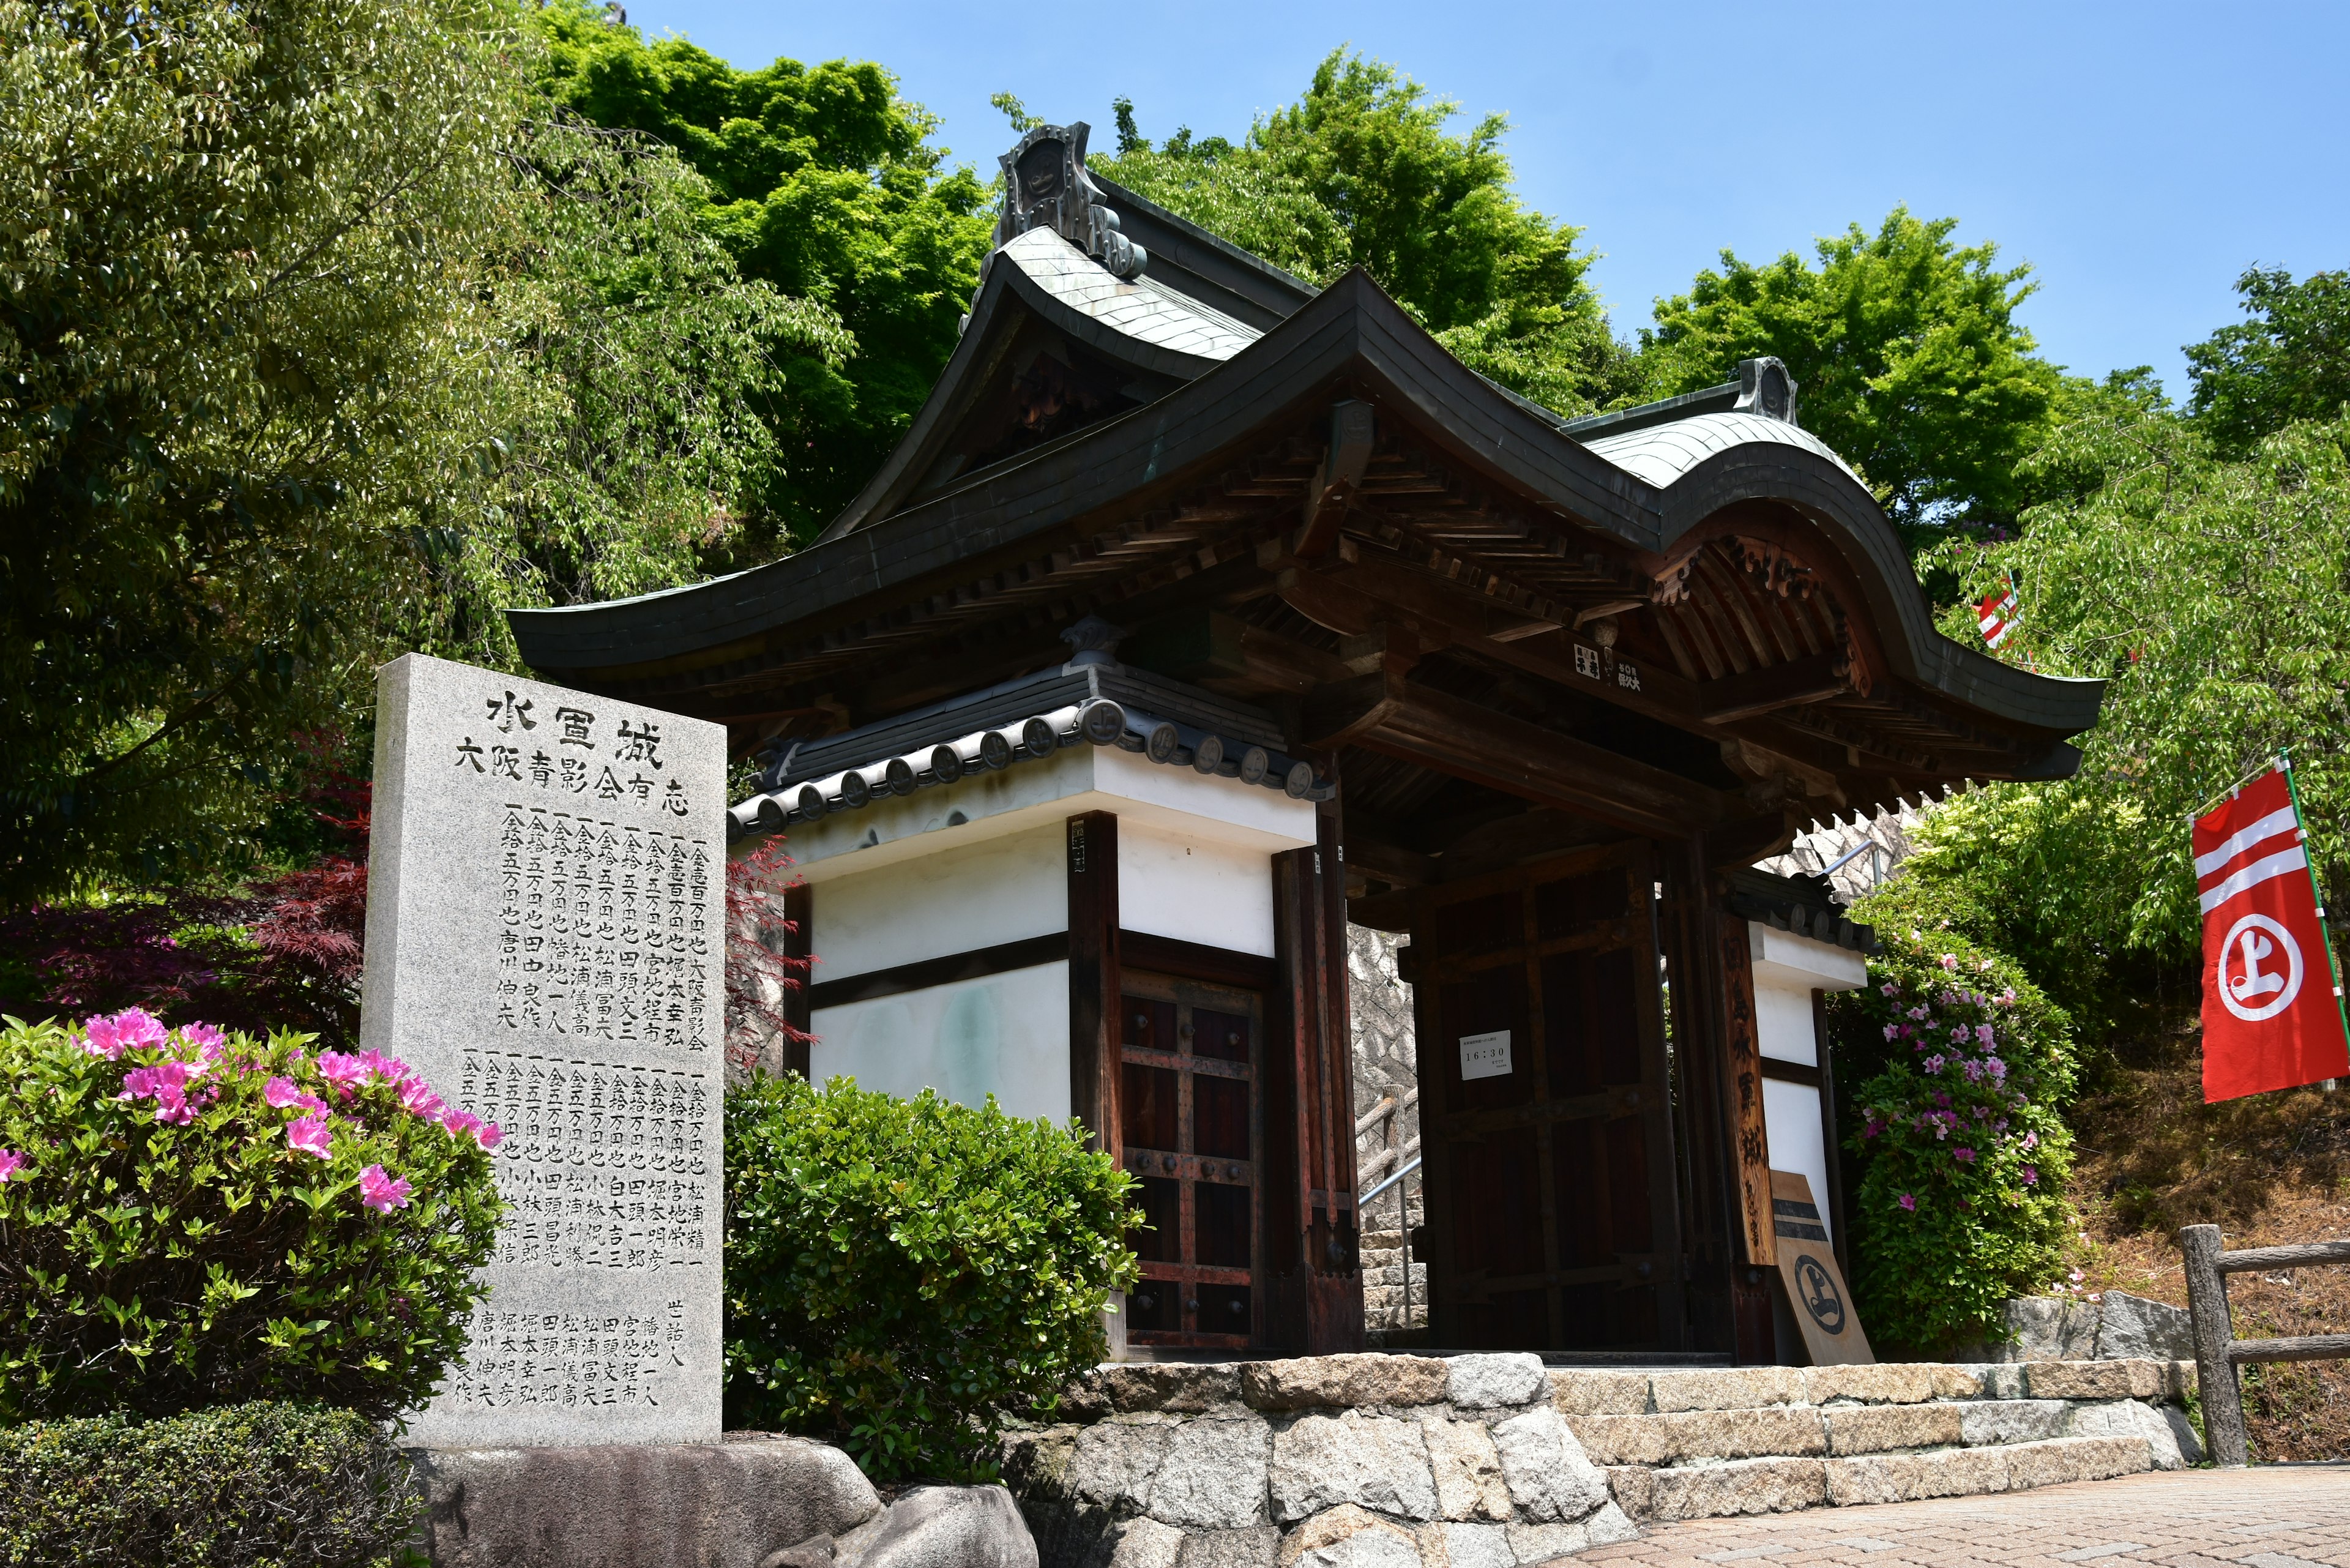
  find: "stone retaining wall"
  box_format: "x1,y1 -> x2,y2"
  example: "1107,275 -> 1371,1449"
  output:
1002,1354 -> 2201,1568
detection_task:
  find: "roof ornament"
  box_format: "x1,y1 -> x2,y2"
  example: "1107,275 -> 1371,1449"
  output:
1734,357 -> 1799,424
996,122 -> 1147,280
1059,614 -> 1127,668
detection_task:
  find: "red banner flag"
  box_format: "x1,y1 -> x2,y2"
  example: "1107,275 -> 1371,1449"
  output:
2195,766 -> 2350,1102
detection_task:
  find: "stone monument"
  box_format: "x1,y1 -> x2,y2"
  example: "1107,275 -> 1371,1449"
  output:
362,652 -> 726,1447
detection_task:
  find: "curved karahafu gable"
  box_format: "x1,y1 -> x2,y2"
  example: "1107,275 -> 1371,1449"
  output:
508,214 -> 2100,843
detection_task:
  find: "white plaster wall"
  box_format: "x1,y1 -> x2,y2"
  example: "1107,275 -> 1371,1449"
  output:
1764,1078 -> 1832,1245
1746,921 -> 1867,1247
808,821 -> 1065,982
1118,820 -> 1277,958
1755,978 -> 1819,1066
783,742 -> 1316,880
810,961 -> 1070,1123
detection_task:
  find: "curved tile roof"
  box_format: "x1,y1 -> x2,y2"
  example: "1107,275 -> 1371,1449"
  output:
1581,411 -> 1864,490
1002,228 -> 1261,363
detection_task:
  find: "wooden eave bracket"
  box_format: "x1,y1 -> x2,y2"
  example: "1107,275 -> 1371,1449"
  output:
1292,400 -> 1376,560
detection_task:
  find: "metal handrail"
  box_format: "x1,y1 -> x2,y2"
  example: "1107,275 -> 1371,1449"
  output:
1362,1155 -> 1422,1204
2181,1224 -> 2350,1466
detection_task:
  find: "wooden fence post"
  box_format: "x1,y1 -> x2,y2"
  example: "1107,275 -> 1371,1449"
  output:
2180,1223 -> 2248,1468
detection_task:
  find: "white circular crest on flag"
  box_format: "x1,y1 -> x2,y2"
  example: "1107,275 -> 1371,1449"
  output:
2217,912 -> 2303,1022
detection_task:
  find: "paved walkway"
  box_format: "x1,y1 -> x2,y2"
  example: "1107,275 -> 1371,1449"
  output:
1579,1466 -> 2350,1568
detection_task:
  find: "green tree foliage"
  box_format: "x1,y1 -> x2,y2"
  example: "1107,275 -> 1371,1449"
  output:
2185,266 -> 2350,455
725,1075 -> 1137,1479
1641,209 -> 2070,543
1092,52 -> 1644,416
1825,919 -> 2076,1353
0,1013 -> 502,1421
0,0 -> 815,902
1909,408 -> 2350,1023
530,0 -> 994,540
0,0 -> 523,900
423,116 -> 850,668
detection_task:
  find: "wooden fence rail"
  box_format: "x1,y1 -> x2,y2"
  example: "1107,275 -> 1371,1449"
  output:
2180,1223 -> 2350,1466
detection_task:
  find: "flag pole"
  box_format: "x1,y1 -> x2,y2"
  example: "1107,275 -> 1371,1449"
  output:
2278,751 -> 2350,1051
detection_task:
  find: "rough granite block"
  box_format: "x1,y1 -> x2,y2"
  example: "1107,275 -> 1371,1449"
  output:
1267,1412 -> 1436,1525
1504,1521 -> 1589,1561
1489,1406 -> 1611,1523
1099,1364 -> 1242,1414
1647,1367 -> 1807,1413
2064,1400 -> 2187,1470
1102,1518 -> 1185,1568
1174,1528 -> 1278,1568
1446,1353 -> 1547,1409
1824,1446 -> 2010,1506
1999,1435 -> 2152,1491
1550,1370 -> 1652,1417
1240,1354 -> 1450,1412
1645,1457 -> 1830,1521
2095,1293 -> 2196,1362
2022,1361 -> 2138,1400
1439,1523 -> 1514,1568
1958,1400 -> 2070,1446
411,1438 -> 881,1568
1569,1408 -> 1826,1466
1417,1414 -> 1512,1522
1149,1415 -> 1274,1531
1067,1418 -> 1175,1509
1604,1465 -> 1655,1522
1800,1364 -> 1939,1405
1272,1505 -> 1418,1567
1822,1402 -> 1964,1455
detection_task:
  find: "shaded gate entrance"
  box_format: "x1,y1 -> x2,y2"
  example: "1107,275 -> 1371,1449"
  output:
1410,842 -> 1687,1351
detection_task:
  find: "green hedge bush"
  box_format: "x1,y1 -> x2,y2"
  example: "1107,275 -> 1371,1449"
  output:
0,1012 -> 503,1421
0,1400 -> 416,1567
724,1075 -> 1138,1479
1826,905 -> 2080,1354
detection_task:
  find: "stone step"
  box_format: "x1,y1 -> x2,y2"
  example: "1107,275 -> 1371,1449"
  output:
1605,1433 -> 2165,1523
1567,1395 -> 2185,1466
1548,1357 -> 2191,1418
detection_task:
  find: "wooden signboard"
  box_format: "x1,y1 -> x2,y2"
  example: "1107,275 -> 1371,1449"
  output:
1770,1170 -> 1873,1365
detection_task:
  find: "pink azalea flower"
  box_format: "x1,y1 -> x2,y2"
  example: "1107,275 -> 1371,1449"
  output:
0,1150 -> 26,1182
1974,1022 -> 1996,1047
315,1051 -> 369,1091
398,1076 -> 445,1119
2022,1165 -> 2040,1185
178,1021 -> 227,1055
286,1116 -> 333,1159
477,1120 -> 503,1150
1898,1192 -> 1917,1212
438,1108 -> 481,1140
82,1016 -> 125,1059
359,1164 -> 413,1213
1938,954 -> 1959,971
1953,1146 -> 1976,1163
264,1077 -> 304,1109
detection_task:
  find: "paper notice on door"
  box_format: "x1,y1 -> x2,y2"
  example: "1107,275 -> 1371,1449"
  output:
1459,1029 -> 1513,1080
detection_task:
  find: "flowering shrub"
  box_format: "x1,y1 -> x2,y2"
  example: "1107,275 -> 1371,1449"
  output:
0,1012 -> 502,1422
1827,922 -> 2079,1353
0,1401 -> 416,1567
725,1075 -> 1138,1479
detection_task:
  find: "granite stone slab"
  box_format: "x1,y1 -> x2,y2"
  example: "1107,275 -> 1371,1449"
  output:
365,653 -> 727,1446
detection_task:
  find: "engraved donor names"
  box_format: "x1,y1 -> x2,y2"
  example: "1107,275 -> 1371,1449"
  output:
361,653 -> 725,1447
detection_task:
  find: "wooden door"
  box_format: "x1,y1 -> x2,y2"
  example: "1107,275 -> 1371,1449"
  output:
1119,972 -> 1264,1349
1412,842 -> 1686,1351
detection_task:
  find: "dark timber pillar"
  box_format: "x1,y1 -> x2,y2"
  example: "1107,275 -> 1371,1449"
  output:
780,881 -> 813,1079
1267,807 -> 1363,1355
1067,812 -> 1121,1150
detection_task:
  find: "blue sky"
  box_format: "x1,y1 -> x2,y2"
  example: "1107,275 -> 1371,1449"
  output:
618,1 -> 2346,397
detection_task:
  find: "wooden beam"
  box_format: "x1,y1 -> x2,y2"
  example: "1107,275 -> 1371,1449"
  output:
1066,812 -> 1120,1155
1717,914 -> 1776,1271
1699,650 -> 1852,723
1302,669 -> 1730,840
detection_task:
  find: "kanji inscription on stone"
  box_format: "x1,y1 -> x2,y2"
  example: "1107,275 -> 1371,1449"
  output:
362,652 -> 725,1446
